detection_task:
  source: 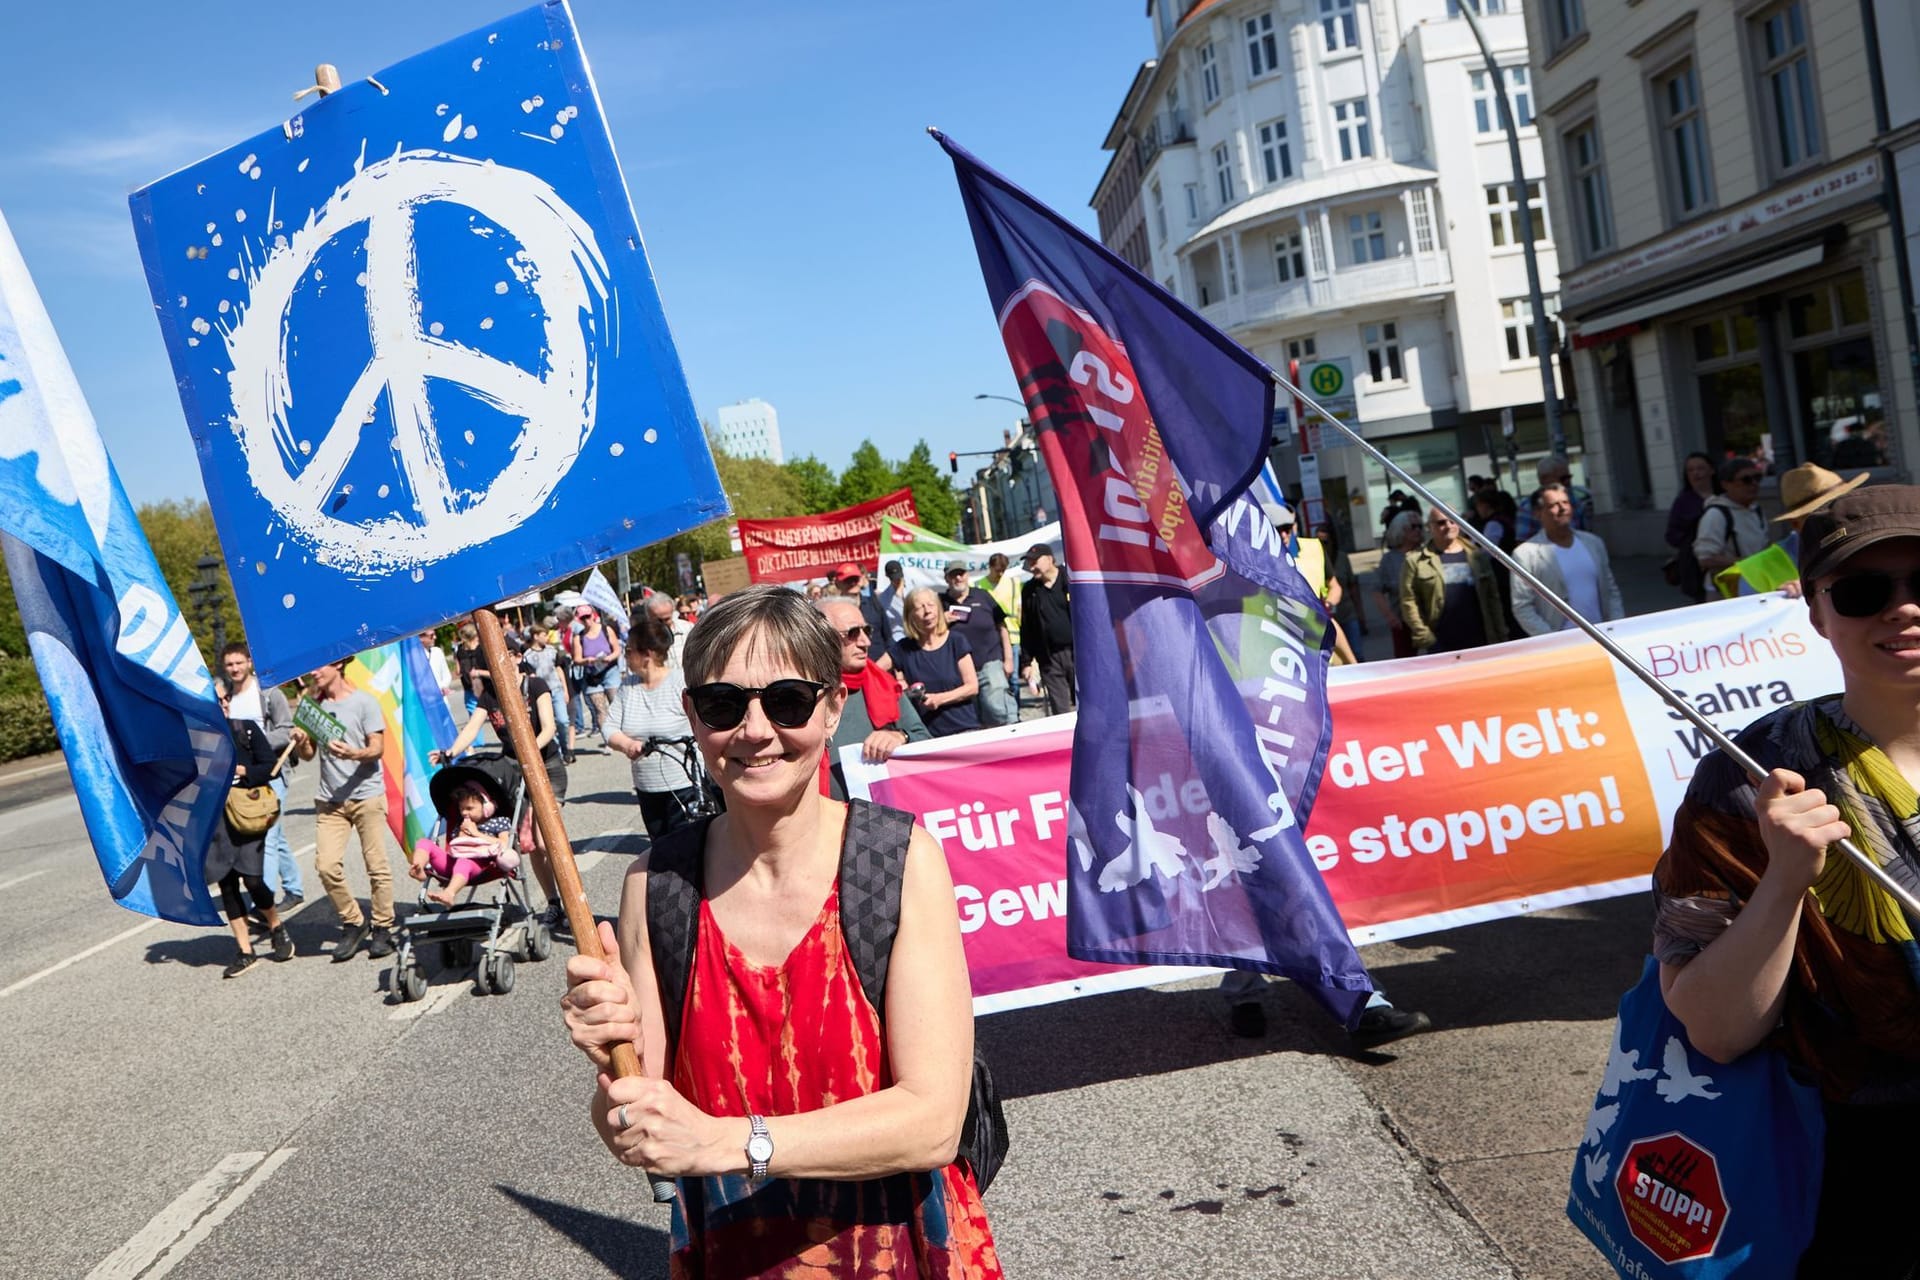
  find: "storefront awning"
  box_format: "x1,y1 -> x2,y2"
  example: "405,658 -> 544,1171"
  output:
1572,242 -> 1828,337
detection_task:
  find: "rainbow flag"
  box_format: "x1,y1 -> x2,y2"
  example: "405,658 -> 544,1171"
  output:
343,638 -> 458,853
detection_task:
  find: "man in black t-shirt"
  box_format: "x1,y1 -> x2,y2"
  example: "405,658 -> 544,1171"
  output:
1019,543 -> 1075,715
943,560 -> 1015,726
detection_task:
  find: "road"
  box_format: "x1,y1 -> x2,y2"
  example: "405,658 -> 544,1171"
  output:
0,731 -> 1634,1279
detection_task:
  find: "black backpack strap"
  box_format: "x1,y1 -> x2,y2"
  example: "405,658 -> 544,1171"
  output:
645,814 -> 717,1064
838,798 -> 914,1019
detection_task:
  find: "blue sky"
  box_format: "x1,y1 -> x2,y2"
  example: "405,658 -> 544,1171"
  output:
0,0 -> 1151,508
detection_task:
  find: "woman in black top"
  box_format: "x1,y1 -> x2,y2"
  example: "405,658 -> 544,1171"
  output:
208,699 -> 294,979
895,588 -> 980,737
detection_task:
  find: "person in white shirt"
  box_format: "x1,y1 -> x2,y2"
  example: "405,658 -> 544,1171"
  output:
220,643 -> 300,907
1511,484 -> 1625,635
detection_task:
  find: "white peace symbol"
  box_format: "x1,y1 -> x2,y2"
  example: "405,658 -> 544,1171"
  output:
224,150 -> 610,575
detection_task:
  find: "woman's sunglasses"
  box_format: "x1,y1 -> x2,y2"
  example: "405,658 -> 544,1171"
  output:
687,680 -> 830,730
1819,569 -> 1920,618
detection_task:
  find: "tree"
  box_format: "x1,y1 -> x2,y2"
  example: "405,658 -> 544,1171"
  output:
137,500 -> 244,661
784,454 -> 840,514
835,440 -> 899,509
622,451 -> 808,597
896,441 -> 963,539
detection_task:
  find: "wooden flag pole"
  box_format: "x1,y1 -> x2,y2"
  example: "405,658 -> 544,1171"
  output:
470,608 -> 676,1203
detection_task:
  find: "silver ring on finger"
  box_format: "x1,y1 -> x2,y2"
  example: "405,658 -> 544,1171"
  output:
619,1104 -> 631,1129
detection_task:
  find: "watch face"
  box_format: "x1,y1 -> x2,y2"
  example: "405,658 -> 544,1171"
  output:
746,1134 -> 774,1163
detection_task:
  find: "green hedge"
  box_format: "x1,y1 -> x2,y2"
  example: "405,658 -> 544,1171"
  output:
0,689 -> 58,762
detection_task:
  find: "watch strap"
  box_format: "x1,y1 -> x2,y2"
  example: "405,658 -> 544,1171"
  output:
747,1113 -> 771,1179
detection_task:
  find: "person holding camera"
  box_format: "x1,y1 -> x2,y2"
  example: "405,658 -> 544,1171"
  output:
895,587 -> 979,738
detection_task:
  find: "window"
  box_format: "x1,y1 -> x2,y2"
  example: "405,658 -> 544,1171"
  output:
1333,99 -> 1373,161
1224,242 -> 1239,295
1200,41 -> 1222,106
1320,0 -> 1357,53
1545,0 -> 1586,48
1287,336 -> 1318,363
1155,0 -> 1178,46
1257,119 -> 1293,184
1566,121 -> 1614,257
1274,228 -> 1306,282
1213,142 -> 1235,206
1246,13 -> 1280,79
1657,60 -> 1713,218
1306,219 -> 1328,275
1364,322 -> 1404,383
1184,183 -> 1202,222
1786,276 -> 1884,468
1485,180 -> 1548,247
1410,188 -> 1437,253
1469,67 -> 1532,135
1347,211 -> 1387,263
1447,0 -> 1511,14
1150,182 -> 1167,244
1501,296 -> 1561,361
1754,2 -> 1820,174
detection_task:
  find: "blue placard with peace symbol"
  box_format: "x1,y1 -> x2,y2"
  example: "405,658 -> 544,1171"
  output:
128,1 -> 726,685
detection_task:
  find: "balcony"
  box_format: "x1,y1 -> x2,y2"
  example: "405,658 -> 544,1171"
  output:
1200,253 -> 1454,331
1137,109 -> 1194,167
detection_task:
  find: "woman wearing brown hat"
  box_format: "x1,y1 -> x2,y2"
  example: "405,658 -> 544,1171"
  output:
1653,484 -> 1920,1275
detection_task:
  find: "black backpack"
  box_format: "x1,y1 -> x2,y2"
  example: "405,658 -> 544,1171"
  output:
646,798 -> 1008,1193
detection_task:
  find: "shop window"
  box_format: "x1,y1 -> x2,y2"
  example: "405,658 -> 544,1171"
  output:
1786,277 -> 1882,468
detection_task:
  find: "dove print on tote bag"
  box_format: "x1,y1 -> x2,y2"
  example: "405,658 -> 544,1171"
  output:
1567,958 -> 1824,1280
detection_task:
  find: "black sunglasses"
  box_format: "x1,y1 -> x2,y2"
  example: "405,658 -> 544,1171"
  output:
1819,569 -> 1920,618
1730,473 -> 1761,485
839,624 -> 872,640
687,679 -> 830,730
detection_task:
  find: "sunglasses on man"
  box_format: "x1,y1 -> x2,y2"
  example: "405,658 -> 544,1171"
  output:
1819,569 -> 1920,618
687,679 -> 831,730
839,624 -> 872,640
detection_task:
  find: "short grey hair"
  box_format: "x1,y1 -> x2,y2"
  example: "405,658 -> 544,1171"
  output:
683,584 -> 841,688
1536,454 -> 1570,482
1385,510 -> 1420,547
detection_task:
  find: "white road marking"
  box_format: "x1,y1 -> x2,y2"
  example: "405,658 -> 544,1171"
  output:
0,920 -> 160,999
0,868 -> 50,892
86,1148 -> 295,1279
388,983 -> 464,1021
1,843 -> 318,999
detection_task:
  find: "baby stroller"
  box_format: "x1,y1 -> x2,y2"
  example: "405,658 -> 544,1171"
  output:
390,755 -> 555,1002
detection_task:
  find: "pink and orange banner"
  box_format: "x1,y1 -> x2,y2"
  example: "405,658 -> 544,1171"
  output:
844,595 -> 1841,1014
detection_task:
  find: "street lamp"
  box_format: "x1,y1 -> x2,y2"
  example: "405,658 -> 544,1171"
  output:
188,551 -> 226,659
973,393 -> 1026,411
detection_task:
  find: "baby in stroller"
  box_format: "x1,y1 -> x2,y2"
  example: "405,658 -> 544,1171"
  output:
410,777 -> 519,906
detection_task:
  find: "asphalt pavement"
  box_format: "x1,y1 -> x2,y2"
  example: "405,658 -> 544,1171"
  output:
0,562 -> 1712,1278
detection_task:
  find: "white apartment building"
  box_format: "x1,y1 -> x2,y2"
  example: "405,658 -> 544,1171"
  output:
712,398 -> 784,464
1117,0 -> 1566,549
1529,0 -> 1917,553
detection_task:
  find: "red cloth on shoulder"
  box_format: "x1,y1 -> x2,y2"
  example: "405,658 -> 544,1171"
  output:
819,660 -> 902,795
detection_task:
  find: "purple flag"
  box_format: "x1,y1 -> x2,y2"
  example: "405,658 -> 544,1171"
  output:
938,132 -> 1372,1027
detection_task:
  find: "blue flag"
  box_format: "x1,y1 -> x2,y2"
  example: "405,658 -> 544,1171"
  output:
0,210 -> 233,927
937,133 -> 1372,1027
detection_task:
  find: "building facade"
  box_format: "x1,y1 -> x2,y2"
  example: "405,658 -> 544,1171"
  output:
1530,0 -> 1916,553
960,421 -> 1057,545
1095,61 -> 1158,274
712,397 -> 784,464
1107,0 -> 1567,549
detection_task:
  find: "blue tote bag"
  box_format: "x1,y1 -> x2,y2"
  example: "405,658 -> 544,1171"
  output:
1567,957 -> 1825,1279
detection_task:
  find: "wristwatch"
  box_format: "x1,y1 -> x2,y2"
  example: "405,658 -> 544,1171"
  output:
745,1114 -> 773,1180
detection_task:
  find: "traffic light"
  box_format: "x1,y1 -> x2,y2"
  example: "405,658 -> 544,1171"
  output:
948,451 -> 958,474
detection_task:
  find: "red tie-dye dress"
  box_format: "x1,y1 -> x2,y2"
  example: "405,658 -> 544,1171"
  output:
667,883 -> 1003,1279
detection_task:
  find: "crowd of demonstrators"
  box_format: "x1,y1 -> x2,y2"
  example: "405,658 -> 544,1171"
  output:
219,643 -> 301,910
1693,457 -> 1772,583
897,588 -> 981,738
1514,455 -> 1593,542
1752,464 -> 1871,599
290,659 -> 397,964
976,553 -> 1022,683
605,617 -> 702,843
561,585 -> 1001,1276
1316,524 -> 1367,662
1399,506 -> 1508,654
208,687 -> 295,978
1371,511 -> 1423,659
1511,483 -> 1625,635
818,595 -> 931,801
435,635 -> 567,925
1019,542 -> 1074,714
1654,485 -> 1920,1276
942,560 -> 1016,727
569,604 -> 624,743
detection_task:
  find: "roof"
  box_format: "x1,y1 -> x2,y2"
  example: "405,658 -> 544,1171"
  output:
1189,161 -> 1441,242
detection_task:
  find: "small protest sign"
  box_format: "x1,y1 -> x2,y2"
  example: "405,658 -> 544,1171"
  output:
292,697 -> 347,747
128,1 -> 726,685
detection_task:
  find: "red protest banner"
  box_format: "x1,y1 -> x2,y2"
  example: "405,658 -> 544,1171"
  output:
737,487 -> 920,583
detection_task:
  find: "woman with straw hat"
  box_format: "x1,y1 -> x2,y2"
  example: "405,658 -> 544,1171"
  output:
1719,464 -> 1871,599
